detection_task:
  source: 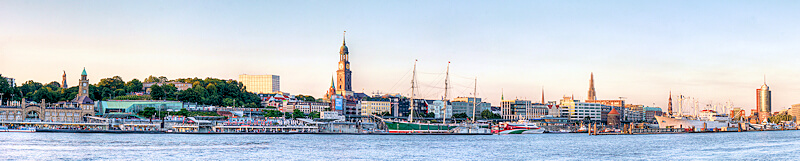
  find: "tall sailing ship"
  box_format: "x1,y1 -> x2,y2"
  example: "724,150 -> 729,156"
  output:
381,61 -> 477,133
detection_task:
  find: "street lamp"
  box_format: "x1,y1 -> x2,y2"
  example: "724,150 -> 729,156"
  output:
0,93 -> 4,106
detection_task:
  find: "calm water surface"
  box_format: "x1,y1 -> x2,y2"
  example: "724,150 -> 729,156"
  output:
1,131 -> 799,160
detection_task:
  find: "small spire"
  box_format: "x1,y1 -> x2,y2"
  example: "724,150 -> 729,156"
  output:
343,31 -> 346,45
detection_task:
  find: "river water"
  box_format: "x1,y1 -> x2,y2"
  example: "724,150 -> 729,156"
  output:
1,131 -> 799,160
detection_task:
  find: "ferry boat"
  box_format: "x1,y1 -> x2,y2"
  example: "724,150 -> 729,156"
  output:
0,127 -> 36,132
493,120 -> 545,134
655,110 -> 732,130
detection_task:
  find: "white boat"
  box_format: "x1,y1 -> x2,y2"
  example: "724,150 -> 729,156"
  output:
655,110 -> 733,130
494,120 -> 546,134
0,127 -> 36,132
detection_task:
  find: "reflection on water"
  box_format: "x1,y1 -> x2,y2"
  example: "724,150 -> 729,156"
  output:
2,131 -> 800,160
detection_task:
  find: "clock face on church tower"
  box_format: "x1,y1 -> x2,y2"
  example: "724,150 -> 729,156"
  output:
339,62 -> 344,70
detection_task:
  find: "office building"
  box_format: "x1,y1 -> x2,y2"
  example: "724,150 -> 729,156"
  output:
238,74 -> 280,94
756,81 -> 771,122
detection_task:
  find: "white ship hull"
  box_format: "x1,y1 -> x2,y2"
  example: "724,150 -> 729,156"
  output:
655,115 -> 731,129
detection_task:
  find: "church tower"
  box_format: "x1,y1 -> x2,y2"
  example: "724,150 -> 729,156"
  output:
587,72 -> 596,101
62,70 -> 68,88
78,68 -> 89,97
668,91 -> 673,116
336,31 -> 353,95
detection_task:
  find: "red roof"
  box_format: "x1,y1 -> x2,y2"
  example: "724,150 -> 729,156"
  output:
608,108 -> 620,115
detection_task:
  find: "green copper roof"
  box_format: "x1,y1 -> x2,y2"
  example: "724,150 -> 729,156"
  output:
81,68 -> 87,75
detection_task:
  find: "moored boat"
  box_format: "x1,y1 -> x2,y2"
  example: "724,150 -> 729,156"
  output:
383,120 -> 458,133
493,120 -> 546,134
0,126 -> 36,133
655,110 -> 733,130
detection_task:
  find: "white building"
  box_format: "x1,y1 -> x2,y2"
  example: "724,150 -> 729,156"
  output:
360,100 -> 392,116
283,101 -> 329,114
431,100 -> 453,119
321,111 -> 345,121
559,97 -> 602,121
238,74 -> 280,94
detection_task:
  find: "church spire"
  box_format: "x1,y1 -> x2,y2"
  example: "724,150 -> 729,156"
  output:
668,90 -> 673,116
343,31 -> 346,45
588,72 -> 596,101
541,87 -> 545,104
501,88 -> 504,101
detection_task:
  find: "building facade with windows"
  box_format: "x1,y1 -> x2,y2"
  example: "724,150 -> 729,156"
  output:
450,97 -> 491,118
360,100 -> 392,116
0,69 -> 95,122
283,101 -> 330,114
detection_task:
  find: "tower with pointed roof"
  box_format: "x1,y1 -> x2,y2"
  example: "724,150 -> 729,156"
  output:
668,91 -> 673,116
588,72 -> 596,101
325,76 -> 337,99
607,108 -> 621,127
336,31 -> 353,95
78,68 -> 89,97
62,70 -> 68,88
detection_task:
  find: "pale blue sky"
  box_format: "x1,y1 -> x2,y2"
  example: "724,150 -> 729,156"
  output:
2,1 -> 800,114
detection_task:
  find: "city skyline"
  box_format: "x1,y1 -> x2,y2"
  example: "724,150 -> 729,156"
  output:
3,1 -> 800,113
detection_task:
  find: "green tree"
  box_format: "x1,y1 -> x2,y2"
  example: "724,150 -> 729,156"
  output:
769,114 -> 793,124
480,109 -> 501,119
162,84 -> 177,100
150,84 -> 165,100
98,76 -> 125,90
309,111 -> 321,118
295,95 -> 316,102
0,75 -> 13,103
44,81 -> 61,89
452,113 -> 468,118
137,107 -> 162,118
32,87 -> 60,103
262,110 -> 284,117
125,78 -> 143,93
292,109 -> 306,118
19,80 -> 43,99
177,88 -> 201,103
144,75 -> 167,83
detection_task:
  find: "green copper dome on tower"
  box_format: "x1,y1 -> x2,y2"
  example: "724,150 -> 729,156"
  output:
81,67 -> 87,76
339,31 -> 348,55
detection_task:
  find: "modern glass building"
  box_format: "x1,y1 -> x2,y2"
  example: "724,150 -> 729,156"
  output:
239,74 -> 280,94
95,100 -> 184,117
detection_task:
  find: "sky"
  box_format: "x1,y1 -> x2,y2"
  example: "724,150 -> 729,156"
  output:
2,1 -> 800,115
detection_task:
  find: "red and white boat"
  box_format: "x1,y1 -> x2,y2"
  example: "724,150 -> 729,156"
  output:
493,120 -> 545,134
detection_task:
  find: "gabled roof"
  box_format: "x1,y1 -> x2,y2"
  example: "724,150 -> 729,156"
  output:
72,96 -> 94,104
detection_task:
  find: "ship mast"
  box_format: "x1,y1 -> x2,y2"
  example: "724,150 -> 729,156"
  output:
472,77 -> 477,123
409,60 -> 417,122
442,62 -> 449,123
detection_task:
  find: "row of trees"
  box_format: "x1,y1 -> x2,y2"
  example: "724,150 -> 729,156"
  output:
0,75 -> 262,108
137,107 -> 221,119
768,114 -> 793,124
